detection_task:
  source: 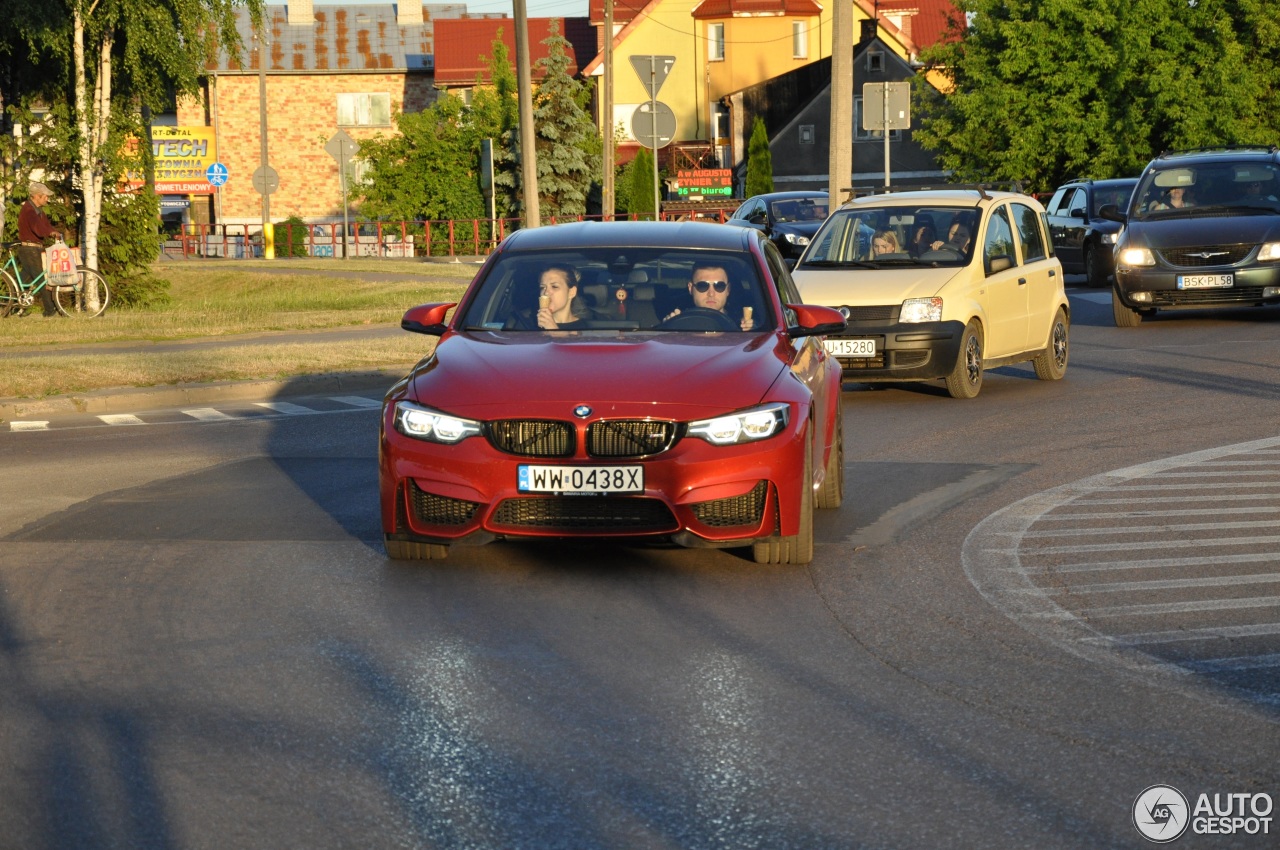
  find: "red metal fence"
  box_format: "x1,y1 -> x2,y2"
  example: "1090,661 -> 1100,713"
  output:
164,207 -> 739,261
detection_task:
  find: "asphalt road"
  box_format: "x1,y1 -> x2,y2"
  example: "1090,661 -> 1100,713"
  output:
1,285 -> 1278,849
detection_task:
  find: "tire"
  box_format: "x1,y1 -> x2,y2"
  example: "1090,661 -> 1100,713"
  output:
945,320 -> 984,399
384,536 -> 449,560
1032,307 -> 1069,381
753,433 -> 814,565
1084,243 -> 1110,288
1112,286 -> 1143,328
0,270 -> 18,318
53,268 -> 110,318
815,409 -> 843,509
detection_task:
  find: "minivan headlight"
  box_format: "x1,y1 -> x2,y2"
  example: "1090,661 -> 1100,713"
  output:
1258,242 -> 1280,262
1119,247 -> 1155,266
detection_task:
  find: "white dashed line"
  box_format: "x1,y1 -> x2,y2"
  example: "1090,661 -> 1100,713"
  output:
9,421 -> 50,432
253,401 -> 317,415
98,414 -> 145,426
333,396 -> 382,408
183,408 -> 234,421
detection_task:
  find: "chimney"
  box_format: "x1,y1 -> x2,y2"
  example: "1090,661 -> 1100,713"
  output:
287,0 -> 313,26
397,3 -> 424,25
859,18 -> 878,45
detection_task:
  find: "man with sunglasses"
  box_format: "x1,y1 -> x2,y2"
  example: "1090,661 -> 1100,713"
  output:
663,263 -> 755,330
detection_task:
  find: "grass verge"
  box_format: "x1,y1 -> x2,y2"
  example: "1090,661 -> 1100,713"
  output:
1,258 -> 472,399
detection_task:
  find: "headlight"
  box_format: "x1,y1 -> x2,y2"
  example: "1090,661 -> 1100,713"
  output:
1258,242 -> 1280,262
688,403 -> 789,445
393,401 -> 482,444
1100,232 -> 1118,245
900,297 -> 943,323
784,233 -> 810,246
1119,247 -> 1155,266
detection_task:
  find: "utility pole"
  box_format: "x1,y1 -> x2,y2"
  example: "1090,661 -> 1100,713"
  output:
602,0 -> 614,219
514,0 -> 540,227
828,0 -> 853,206
257,34 -> 275,258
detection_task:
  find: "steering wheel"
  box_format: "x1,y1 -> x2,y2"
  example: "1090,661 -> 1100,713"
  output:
656,307 -> 740,331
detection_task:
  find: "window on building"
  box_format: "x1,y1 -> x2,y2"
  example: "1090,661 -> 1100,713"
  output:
792,22 -> 808,59
799,125 -> 814,145
854,96 -> 901,142
866,49 -> 884,73
708,23 -> 725,61
337,93 -> 392,127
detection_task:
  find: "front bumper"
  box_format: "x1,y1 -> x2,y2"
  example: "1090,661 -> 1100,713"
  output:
825,320 -> 966,381
379,406 -> 810,549
1114,264 -> 1280,310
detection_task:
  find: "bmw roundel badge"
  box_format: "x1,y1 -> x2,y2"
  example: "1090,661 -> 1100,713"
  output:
574,405 -> 592,418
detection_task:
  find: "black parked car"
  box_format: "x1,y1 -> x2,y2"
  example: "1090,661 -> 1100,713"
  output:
727,191 -> 830,261
1045,177 -> 1138,287
1101,147 -> 1280,327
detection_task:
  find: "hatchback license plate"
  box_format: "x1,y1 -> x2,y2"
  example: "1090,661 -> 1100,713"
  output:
518,465 -> 644,494
824,338 -> 876,357
1178,273 -> 1233,289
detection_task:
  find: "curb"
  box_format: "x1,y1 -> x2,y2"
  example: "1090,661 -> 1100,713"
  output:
0,369 -> 400,422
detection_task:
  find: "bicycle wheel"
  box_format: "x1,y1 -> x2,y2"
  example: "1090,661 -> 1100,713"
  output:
0,270 -> 19,317
53,268 -> 110,318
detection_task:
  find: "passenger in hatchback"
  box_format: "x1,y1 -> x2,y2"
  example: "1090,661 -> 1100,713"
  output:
661,263 -> 755,330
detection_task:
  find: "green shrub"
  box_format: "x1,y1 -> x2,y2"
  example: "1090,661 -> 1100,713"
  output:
274,216 -> 310,258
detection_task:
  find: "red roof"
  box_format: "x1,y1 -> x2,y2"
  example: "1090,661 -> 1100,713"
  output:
878,0 -> 963,50
692,0 -> 823,17
433,17 -> 597,86
588,0 -> 650,26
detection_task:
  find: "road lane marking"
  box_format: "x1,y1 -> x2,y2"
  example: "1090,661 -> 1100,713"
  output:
9,421 -> 50,431
1023,519 -> 1280,537
1036,573 -> 1280,595
98,414 -> 145,426
254,401 -> 315,415
333,396 -> 381,408
183,408 -> 234,421
1020,552 -> 1280,575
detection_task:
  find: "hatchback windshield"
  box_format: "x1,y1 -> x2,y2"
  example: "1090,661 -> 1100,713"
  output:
1131,162 -> 1280,219
803,206 -> 979,267
459,247 -> 770,333
770,197 -> 829,222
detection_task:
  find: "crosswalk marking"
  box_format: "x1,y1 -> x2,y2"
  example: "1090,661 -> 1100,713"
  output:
183,408 -> 234,421
98,414 -> 145,426
253,401 -> 316,415
10,421 -> 49,431
333,396 -> 382,408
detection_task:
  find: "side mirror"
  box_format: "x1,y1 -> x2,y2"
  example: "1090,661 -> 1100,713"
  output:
1098,203 -> 1127,224
987,255 -> 1013,275
401,302 -> 455,336
1068,207 -> 1086,219
785,303 -> 847,338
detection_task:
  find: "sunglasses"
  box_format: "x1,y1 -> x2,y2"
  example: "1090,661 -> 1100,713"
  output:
692,280 -> 729,293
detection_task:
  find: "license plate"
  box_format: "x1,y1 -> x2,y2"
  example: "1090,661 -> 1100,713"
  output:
1177,273 -> 1233,289
518,465 -> 644,494
824,338 -> 876,357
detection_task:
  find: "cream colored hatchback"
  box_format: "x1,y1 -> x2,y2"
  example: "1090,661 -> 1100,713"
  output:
791,188 -> 1070,398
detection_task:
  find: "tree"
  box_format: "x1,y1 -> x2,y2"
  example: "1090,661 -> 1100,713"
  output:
622,147 -> 656,219
495,23 -> 602,221
915,0 -> 1280,191
745,116 -> 774,197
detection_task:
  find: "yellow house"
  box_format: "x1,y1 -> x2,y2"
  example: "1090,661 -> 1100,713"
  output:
584,0 -> 918,168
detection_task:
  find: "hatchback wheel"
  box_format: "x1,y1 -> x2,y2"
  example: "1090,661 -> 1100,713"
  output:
1032,307 -> 1069,381
945,320 -> 984,399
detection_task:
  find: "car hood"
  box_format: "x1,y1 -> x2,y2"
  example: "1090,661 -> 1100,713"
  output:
792,265 -> 961,306
1129,212 -> 1280,247
774,221 -> 824,238
406,331 -> 787,419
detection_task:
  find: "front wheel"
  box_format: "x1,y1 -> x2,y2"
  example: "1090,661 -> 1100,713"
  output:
753,434 -> 814,565
945,320 -> 984,399
1111,286 -> 1143,328
815,410 -> 843,509
0,270 -> 19,318
1084,243 -> 1109,288
1032,307 -> 1069,381
53,268 -> 110,318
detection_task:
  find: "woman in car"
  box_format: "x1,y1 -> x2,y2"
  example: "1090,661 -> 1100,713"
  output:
871,229 -> 900,257
506,265 -> 591,330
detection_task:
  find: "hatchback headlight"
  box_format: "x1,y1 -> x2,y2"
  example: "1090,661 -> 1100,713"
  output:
1258,242 -> 1280,262
688,403 -> 789,445
394,401 -> 482,444
900,297 -> 943,323
1119,247 -> 1155,266
784,233 -> 810,246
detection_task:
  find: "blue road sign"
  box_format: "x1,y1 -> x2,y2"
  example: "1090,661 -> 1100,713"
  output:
206,162 -> 229,186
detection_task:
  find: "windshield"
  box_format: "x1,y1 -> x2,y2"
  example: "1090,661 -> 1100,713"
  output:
1132,162 -> 1280,219
1092,182 -> 1137,216
457,247 -> 771,333
801,205 -> 978,267
770,197 -> 829,222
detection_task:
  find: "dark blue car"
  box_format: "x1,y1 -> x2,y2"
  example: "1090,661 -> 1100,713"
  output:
727,191 -> 831,261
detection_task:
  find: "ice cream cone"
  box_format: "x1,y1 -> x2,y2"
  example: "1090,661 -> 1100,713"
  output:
743,306 -> 753,323
538,295 -> 550,310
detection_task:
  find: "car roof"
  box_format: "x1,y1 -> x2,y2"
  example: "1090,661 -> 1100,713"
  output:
498,220 -> 758,252
836,188 -> 1041,210
743,191 -> 829,201
1060,177 -> 1139,188
1148,146 -> 1280,169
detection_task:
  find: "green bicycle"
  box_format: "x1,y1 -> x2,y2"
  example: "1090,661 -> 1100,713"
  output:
0,241 -> 110,318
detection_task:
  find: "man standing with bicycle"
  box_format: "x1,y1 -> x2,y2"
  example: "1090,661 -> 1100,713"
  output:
17,182 -> 66,317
